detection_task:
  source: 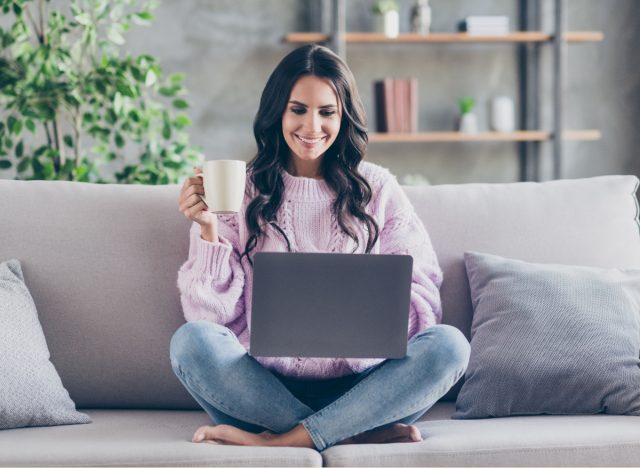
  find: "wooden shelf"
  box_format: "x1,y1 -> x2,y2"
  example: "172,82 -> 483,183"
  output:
368,130 -> 602,143
284,31 -> 604,44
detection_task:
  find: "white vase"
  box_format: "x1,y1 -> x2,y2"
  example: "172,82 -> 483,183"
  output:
377,10 -> 399,38
490,96 -> 515,132
459,113 -> 479,133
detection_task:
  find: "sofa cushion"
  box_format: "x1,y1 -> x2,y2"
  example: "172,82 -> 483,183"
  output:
0,175 -> 638,409
405,175 -> 640,400
0,410 -> 322,467
453,251 -> 640,418
0,258 -> 91,430
0,180 -> 196,410
321,402 -> 640,466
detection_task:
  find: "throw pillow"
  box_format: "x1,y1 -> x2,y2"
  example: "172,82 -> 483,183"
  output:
453,251 -> 640,419
0,258 -> 91,430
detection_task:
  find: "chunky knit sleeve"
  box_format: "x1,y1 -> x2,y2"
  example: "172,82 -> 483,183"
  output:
377,172 -> 443,337
176,216 -> 246,329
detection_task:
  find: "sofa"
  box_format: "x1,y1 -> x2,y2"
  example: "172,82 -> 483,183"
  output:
1,173 -> 640,467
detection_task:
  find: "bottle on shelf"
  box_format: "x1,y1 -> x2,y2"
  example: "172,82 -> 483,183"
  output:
410,0 -> 431,35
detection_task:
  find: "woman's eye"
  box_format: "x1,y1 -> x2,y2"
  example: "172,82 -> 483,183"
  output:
290,108 -> 336,117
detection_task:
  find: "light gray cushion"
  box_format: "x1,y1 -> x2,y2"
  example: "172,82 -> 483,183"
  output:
0,176 -> 638,409
405,175 -> 640,401
0,259 -> 91,430
453,251 -> 640,419
322,402 -> 640,466
0,410 -> 322,467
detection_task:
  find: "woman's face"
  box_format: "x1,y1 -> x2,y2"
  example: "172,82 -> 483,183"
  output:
282,75 -> 342,170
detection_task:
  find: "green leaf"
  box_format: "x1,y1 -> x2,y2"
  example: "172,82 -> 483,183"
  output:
159,86 -> 178,97
15,140 -> 23,157
174,114 -> 191,128
63,135 -> 74,148
132,11 -> 154,25
17,157 -> 30,172
7,116 -> 19,134
25,119 -> 36,133
108,27 -> 125,45
114,92 -> 124,114
145,68 -> 157,87
162,122 -> 171,140
105,108 -> 118,125
0,160 -> 11,169
75,164 -> 88,179
74,12 -> 92,26
169,73 -> 185,84
115,132 -> 125,148
12,2 -> 22,16
172,99 -> 189,109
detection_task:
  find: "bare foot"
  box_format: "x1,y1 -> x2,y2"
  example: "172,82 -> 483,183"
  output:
335,423 -> 423,445
192,425 -> 277,446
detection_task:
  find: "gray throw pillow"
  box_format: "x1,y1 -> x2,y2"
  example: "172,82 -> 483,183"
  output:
453,251 -> 640,419
0,259 -> 91,430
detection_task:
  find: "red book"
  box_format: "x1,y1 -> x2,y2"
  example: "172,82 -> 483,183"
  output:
409,78 -> 418,133
384,78 -> 395,133
394,79 -> 404,133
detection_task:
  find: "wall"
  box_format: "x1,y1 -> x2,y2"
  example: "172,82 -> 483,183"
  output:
2,0 -> 638,185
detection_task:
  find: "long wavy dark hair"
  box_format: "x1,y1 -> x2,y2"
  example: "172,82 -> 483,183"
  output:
240,44 -> 379,266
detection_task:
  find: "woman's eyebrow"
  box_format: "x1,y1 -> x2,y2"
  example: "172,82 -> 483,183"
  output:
289,100 -> 337,109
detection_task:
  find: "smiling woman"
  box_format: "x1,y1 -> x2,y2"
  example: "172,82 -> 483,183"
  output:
172,43 -> 469,451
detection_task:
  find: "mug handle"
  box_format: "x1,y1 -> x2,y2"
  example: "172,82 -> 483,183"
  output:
195,173 -> 209,208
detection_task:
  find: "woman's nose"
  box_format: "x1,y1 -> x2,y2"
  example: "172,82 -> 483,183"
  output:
302,112 -> 322,132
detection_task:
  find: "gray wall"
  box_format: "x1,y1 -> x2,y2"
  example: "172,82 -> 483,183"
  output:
3,0 -> 639,185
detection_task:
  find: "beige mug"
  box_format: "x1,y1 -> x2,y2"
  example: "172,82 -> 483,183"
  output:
196,160 -> 246,214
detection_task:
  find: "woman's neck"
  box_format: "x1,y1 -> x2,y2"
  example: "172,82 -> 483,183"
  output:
286,158 -> 323,179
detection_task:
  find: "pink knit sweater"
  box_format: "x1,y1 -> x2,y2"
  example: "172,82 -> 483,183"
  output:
177,161 -> 443,379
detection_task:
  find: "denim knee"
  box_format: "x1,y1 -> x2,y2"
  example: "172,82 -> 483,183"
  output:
413,324 -> 471,377
169,320 -> 233,370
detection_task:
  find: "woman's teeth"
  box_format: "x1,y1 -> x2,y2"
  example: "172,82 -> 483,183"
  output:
296,135 -> 325,145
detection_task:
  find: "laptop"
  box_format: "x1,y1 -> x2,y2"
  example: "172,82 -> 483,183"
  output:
249,252 -> 413,359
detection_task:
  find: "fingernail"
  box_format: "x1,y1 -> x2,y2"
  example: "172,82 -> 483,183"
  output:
194,433 -> 204,442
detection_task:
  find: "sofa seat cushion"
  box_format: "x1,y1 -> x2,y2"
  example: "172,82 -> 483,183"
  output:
321,403 -> 640,466
0,410 -> 321,467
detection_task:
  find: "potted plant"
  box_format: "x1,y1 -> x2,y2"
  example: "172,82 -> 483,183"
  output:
371,0 -> 400,38
0,0 -> 202,184
458,96 -> 479,133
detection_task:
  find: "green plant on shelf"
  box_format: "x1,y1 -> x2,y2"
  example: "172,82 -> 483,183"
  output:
371,0 -> 399,15
459,96 -> 475,115
0,0 -> 203,184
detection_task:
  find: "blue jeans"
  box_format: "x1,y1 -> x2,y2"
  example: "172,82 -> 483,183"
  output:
169,321 -> 470,451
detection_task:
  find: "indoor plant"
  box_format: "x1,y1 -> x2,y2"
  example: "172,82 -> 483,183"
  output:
371,0 -> 399,38
0,0 -> 203,184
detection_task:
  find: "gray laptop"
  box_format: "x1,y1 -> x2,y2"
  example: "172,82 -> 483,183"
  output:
249,252 -> 413,359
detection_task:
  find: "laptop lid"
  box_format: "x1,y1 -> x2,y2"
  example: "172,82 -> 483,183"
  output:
249,252 -> 413,359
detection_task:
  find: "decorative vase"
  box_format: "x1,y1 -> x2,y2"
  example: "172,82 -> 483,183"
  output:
490,96 -> 515,132
410,0 -> 431,35
377,10 -> 399,38
459,113 -> 479,133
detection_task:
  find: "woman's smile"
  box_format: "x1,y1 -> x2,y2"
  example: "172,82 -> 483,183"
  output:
295,134 -> 327,149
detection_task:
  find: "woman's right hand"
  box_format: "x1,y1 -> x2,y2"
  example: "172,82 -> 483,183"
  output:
179,166 -> 216,228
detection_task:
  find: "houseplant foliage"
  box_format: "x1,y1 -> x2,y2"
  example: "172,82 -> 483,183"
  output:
0,0 -> 202,184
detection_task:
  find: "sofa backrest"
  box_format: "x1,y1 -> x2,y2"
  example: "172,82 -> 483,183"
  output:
1,175 -> 639,409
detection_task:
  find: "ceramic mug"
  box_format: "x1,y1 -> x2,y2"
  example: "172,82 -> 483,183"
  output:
196,160 -> 246,214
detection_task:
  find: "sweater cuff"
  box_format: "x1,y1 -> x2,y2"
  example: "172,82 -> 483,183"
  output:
194,234 -> 234,279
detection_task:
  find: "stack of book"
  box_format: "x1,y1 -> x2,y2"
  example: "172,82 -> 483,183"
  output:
458,16 -> 510,35
373,78 -> 418,133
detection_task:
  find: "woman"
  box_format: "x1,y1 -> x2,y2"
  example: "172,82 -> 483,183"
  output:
171,44 -> 470,451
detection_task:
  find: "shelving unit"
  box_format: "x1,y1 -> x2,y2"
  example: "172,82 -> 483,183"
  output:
285,0 -> 604,182
285,31 -> 604,44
